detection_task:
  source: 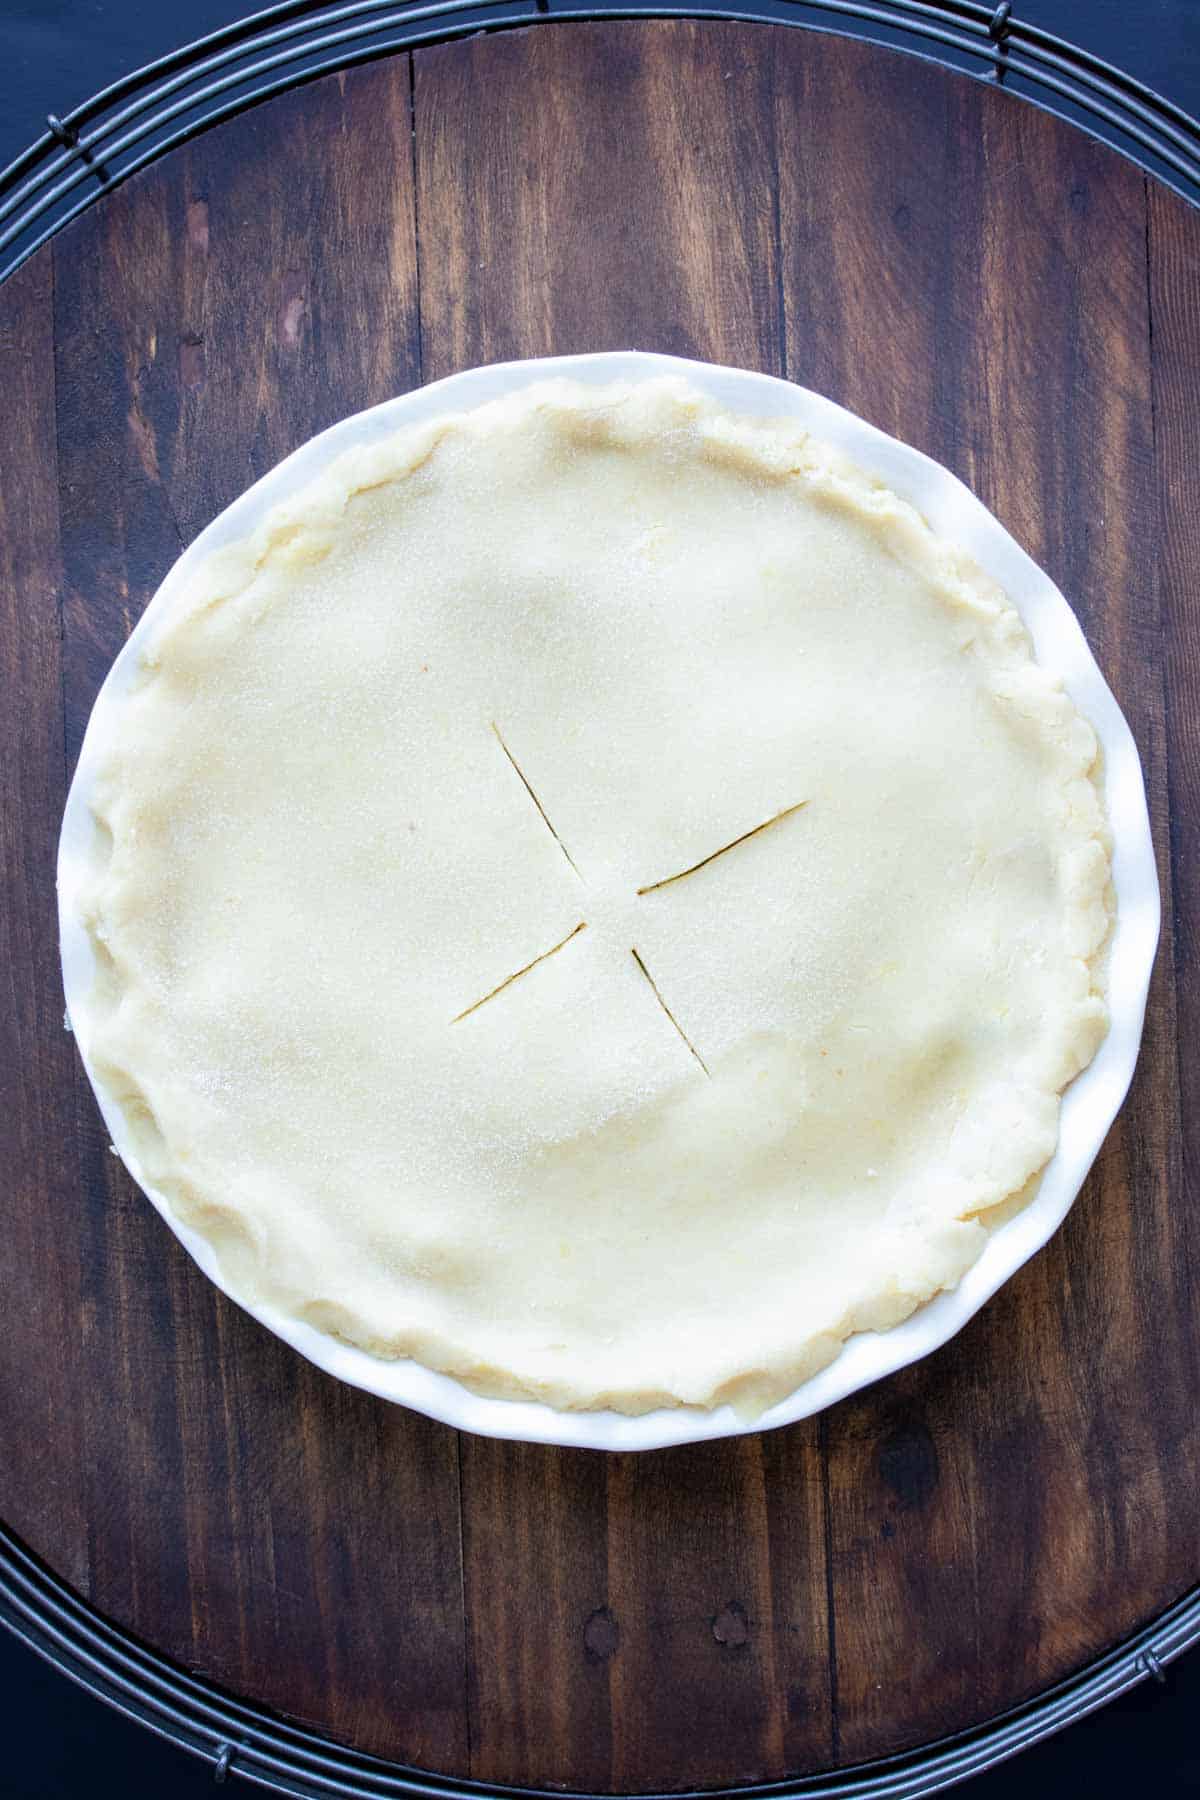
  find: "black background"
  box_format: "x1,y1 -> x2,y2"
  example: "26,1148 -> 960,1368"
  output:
1,1 -> 1198,1794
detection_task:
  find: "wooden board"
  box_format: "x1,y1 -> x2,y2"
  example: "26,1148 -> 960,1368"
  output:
1,21 -> 1197,1792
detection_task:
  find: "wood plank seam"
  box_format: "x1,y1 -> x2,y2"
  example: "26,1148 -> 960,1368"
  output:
407,52 -> 426,388
818,1411 -> 840,1764
48,234 -> 101,1609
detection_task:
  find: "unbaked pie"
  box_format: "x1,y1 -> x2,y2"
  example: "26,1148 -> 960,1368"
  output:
71,378 -> 1111,1414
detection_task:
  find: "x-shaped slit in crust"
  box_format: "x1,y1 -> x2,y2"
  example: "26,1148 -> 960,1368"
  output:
491,722 -> 583,879
629,947 -> 710,1077
636,801 -> 809,894
451,922 -> 588,1023
452,724 -> 807,1077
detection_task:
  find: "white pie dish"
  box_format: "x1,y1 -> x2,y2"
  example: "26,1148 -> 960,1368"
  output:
57,351 -> 1159,1451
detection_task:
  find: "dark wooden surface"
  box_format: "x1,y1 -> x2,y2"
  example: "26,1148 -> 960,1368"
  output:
0,23 -> 1197,1792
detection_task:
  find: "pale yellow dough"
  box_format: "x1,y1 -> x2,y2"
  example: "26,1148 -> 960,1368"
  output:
75,379 -> 1111,1414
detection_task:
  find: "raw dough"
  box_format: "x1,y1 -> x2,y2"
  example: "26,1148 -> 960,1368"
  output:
72,379 -> 1111,1414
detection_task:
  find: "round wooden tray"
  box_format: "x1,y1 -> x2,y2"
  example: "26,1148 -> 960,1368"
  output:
2,18 -> 1198,1795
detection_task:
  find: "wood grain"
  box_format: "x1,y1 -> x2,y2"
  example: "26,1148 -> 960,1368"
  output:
773,33 -> 1198,1762
413,22 -> 781,377
0,19 -> 1196,1793
0,255 -> 88,1594
414,26 -> 829,1787
1148,167 -> 1200,1559
47,61 -> 468,1772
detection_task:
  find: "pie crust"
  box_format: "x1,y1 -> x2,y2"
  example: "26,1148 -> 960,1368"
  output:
72,378 -> 1112,1414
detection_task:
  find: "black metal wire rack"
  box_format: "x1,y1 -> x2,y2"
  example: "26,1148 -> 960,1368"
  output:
2,0 -> 1199,1792
1,0 -> 1199,288
1,1521 -> 1198,1797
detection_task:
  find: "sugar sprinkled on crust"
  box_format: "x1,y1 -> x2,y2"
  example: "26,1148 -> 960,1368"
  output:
72,379 -> 1111,1414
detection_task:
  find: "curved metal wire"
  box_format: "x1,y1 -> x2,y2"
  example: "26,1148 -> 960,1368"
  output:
0,0 -> 987,242
2,1523 -> 1198,1798
0,0 -> 1198,283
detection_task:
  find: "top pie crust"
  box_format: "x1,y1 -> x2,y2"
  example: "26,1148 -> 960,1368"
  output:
73,378 -> 1111,1415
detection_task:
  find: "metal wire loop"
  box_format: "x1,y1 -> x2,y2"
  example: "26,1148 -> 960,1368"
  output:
44,111 -> 111,184
987,0 -> 1011,80
45,114 -> 79,149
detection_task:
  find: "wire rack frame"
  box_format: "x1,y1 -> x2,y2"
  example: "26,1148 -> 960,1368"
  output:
0,0 -> 1199,286
2,0 -> 1199,1791
2,1524 -> 1198,1798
